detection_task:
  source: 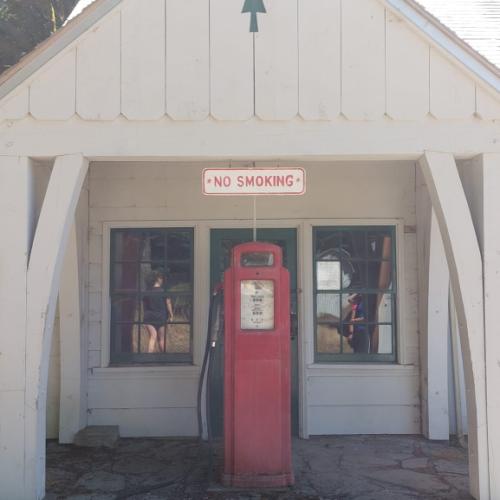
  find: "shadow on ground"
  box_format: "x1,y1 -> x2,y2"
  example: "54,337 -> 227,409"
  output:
45,435 -> 471,500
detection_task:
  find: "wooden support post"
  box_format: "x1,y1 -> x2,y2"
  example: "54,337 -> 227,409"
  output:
419,152 -> 488,499
478,153 -> 500,499
24,154 -> 89,500
0,157 -> 36,500
59,223 -> 85,443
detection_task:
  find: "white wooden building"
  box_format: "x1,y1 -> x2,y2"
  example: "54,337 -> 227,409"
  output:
0,0 -> 499,498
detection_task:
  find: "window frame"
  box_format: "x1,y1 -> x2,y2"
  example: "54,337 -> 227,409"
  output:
105,225 -> 195,366
312,225 -> 398,363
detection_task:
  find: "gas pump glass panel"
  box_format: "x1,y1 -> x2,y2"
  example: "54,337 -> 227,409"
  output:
314,226 -> 396,362
241,251 -> 274,267
109,228 -> 194,364
240,279 -> 275,330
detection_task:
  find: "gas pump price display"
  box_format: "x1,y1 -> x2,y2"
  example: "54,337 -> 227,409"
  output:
240,280 -> 275,330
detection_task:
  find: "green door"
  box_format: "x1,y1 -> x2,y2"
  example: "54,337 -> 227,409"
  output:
209,228 -> 299,437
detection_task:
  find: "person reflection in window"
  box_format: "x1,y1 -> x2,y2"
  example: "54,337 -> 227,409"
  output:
143,270 -> 174,353
346,293 -> 370,354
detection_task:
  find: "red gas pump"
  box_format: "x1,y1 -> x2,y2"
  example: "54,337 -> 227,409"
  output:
223,242 -> 294,488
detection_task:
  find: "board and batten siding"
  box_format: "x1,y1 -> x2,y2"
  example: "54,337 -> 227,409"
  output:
86,161 -> 419,437
0,0 -> 499,124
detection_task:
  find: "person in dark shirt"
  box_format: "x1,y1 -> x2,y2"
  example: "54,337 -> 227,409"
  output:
143,270 -> 173,353
346,293 -> 370,354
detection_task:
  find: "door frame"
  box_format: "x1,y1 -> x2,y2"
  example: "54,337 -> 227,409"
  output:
202,219 -> 306,438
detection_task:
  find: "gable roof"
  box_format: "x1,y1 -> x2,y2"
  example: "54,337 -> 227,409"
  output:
0,0 -> 499,102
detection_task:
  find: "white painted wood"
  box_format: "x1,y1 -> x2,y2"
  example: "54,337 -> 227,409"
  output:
0,157 -> 35,500
425,211 -> 450,440
476,86 -> 500,120
166,0 -> 209,121
308,374 -> 418,406
89,407 -> 198,437
121,0 -> 166,120
479,153 -> 500,499
2,119 -> 500,158
46,312 -> 61,439
58,224 -> 84,443
24,154 -> 89,500
210,0 -> 253,120
298,0 -> 340,120
0,87 -> 29,121
309,405 -> 419,435
76,12 -> 121,120
418,151 -> 488,500
29,50 -> 76,120
254,0 -> 298,120
88,376 -> 198,409
386,11 -> 429,120
430,49 -> 475,119
341,0 -> 385,120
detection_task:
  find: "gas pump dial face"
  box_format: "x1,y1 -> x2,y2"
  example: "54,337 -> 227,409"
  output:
240,280 -> 275,330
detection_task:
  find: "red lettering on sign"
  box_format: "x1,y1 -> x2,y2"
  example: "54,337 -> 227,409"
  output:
286,175 -> 293,187
237,176 -> 244,187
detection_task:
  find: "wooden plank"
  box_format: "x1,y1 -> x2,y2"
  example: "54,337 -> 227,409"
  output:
298,0 -> 340,120
0,87 -> 29,121
30,50 -> 76,120
121,0 -> 166,120
255,0 -> 298,120
76,12 -> 121,120
476,86 -> 500,120
88,376 -> 198,409
386,11 -> 429,120
341,0 -> 385,120
308,405 -> 419,435
210,0 -> 254,120
166,0 -> 209,120
430,49 -> 475,119
89,407 -> 198,437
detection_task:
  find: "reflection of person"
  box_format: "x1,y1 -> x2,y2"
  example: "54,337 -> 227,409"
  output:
346,293 -> 370,353
143,270 -> 173,353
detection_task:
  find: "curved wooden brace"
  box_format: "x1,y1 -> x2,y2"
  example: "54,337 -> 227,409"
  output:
418,151 -> 489,499
24,154 -> 89,499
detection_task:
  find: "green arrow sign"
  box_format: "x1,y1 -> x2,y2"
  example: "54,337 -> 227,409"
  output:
242,0 -> 266,33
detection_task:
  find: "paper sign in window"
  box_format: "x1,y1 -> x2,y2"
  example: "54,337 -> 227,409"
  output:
316,261 -> 341,290
241,280 -> 275,330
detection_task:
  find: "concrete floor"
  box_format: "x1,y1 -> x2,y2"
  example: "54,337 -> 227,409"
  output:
45,435 -> 472,500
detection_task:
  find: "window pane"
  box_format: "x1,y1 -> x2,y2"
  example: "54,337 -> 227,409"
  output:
111,296 -> 139,323
112,263 -> 138,292
110,228 -> 193,364
344,261 -> 367,289
317,323 -> 341,353
317,261 -> 341,290
316,230 -> 343,260
112,230 -> 142,261
167,261 -> 192,292
367,231 -> 392,259
316,293 -> 341,323
168,232 -> 192,260
367,261 -> 392,290
343,230 -> 367,260
372,325 -> 393,354
364,293 -> 393,323
170,295 -> 192,322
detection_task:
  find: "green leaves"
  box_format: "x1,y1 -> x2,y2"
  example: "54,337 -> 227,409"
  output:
242,0 -> 266,33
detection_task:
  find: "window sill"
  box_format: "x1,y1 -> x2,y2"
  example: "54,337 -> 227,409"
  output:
306,363 -> 417,378
90,364 -> 200,379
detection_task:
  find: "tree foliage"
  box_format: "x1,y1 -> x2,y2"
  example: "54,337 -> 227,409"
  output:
0,0 -> 79,74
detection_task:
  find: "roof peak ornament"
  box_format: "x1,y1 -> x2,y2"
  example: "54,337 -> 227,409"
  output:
242,0 -> 266,33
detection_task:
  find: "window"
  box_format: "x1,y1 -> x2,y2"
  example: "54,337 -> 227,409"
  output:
313,226 -> 396,362
109,228 -> 194,364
